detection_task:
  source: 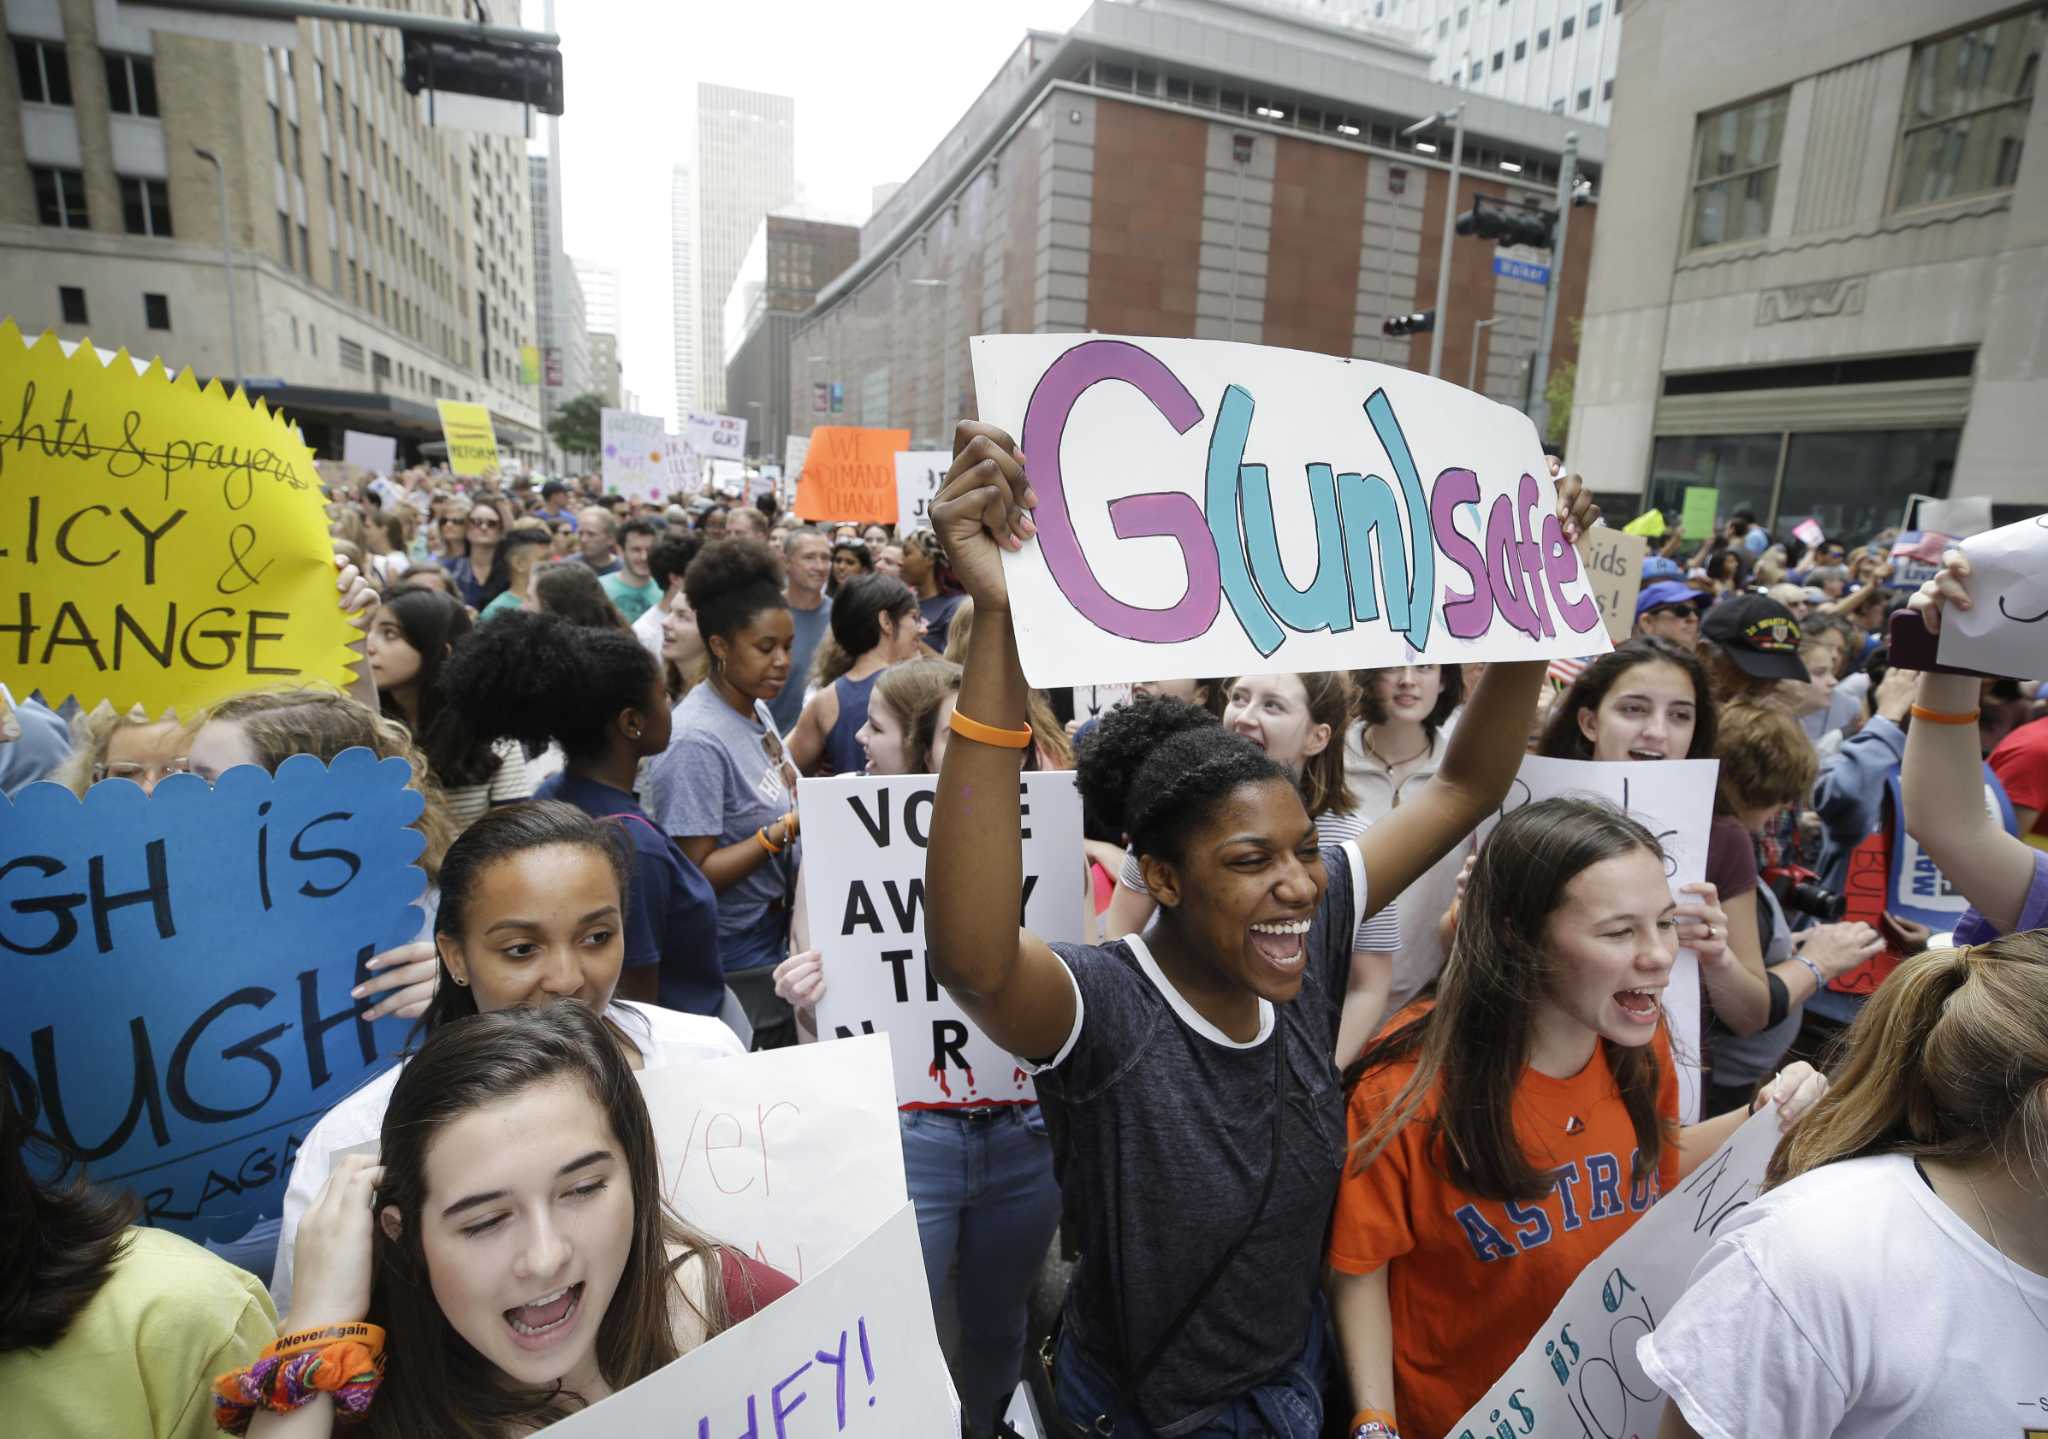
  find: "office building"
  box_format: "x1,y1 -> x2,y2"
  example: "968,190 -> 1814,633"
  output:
722,211 -> 859,465
695,82 -> 795,413
1569,0 -> 2047,533
672,161 -> 697,418
529,152 -> 589,453
572,254 -> 621,406
2,0 -> 542,462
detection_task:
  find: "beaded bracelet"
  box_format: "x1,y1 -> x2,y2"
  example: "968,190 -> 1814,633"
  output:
214,1339 -> 384,1434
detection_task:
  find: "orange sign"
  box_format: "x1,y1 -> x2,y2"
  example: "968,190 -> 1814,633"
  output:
793,426 -> 910,523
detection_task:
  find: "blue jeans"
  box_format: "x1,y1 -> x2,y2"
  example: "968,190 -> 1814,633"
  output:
1050,1290 -> 1328,1438
899,1105 -> 1062,1433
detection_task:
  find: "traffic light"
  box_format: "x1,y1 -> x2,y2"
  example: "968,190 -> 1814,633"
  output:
1382,310 -> 1436,337
403,31 -> 565,116
1454,195 -> 1557,249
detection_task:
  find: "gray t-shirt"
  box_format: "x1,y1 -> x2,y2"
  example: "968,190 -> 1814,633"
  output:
769,594 -> 832,733
1032,845 -> 1362,1434
650,685 -> 796,960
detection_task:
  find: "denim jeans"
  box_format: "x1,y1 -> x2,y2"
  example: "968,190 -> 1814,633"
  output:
899,1105 -> 1062,1433
1049,1289 -> 1329,1438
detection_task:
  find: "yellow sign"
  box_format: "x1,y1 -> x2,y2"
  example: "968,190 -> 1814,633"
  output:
435,399 -> 499,477
0,319 -> 360,714
518,344 -> 541,386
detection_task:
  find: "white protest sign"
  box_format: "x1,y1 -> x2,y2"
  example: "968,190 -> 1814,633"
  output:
544,1204 -> 955,1438
803,774 -> 1086,1107
1937,514 -> 2048,679
970,335 -> 1611,688
1071,684 -> 1131,722
687,410 -> 750,463
1916,494 -> 1994,539
602,408 -> 668,501
638,1033 -> 906,1281
895,449 -> 951,532
342,428 -> 398,476
1474,756 -> 1719,1123
785,434 -> 811,483
1002,1381 -> 1046,1438
1449,1109 -> 1779,1439
663,433 -> 701,496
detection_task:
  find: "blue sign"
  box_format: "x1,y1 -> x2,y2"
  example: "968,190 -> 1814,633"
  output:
1,749 -> 425,1248
1494,256 -> 1551,285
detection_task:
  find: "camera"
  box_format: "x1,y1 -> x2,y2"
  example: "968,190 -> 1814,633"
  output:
1763,862 -> 1846,923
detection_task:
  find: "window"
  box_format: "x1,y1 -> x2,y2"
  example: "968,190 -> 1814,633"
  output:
14,38 -> 72,105
1891,8 -> 2044,210
59,286 -> 87,325
1515,39 -> 1527,59
299,224 -> 312,277
1604,78 -> 1615,100
290,122 -> 303,176
308,325 -> 317,356
144,293 -> 170,330
119,176 -> 173,236
1578,87 -> 1593,111
279,212 -> 294,267
1471,60 -> 1483,80
32,166 -> 88,228
1551,98 -> 1566,113
1438,17 -> 1449,36
1458,7 -> 1469,27
271,104 -> 285,163
1689,90 -> 1789,247
338,335 -> 365,371
1561,15 -> 1576,37
103,52 -> 159,116
1493,50 -> 1505,71
1537,26 -> 1551,48
330,245 -> 340,290
1587,2 -> 1603,24
348,259 -> 359,303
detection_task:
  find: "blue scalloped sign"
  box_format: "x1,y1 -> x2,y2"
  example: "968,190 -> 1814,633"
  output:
0,747 -> 426,1250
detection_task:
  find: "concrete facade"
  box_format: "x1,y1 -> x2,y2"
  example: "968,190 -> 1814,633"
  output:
1570,0 -> 2048,533
671,161 -> 696,419
1328,0 -> 1625,126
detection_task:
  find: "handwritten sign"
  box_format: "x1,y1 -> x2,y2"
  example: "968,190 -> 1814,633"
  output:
968,335 -> 1610,688
434,400 -> 498,478
685,411 -> 749,464
1679,485 -> 1718,541
794,426 -> 910,524
1475,756 -> 1719,1122
1579,528 -> 1649,644
1448,1109 -> 1780,1439
0,320 -> 361,714
602,408 -> 667,502
638,1032 -> 906,1281
1938,515 -> 2048,679
341,429 -> 397,477
0,750 -> 425,1247
893,449 -> 950,532
803,774 -> 1085,1108
784,434 -> 811,486
1887,529 -> 1953,592
664,433 -> 701,498
1071,684 -> 1130,722
1791,517 -> 1824,547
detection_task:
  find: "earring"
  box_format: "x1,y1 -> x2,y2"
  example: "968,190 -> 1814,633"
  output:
453,974 -> 469,987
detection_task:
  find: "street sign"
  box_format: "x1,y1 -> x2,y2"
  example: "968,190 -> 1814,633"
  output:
1493,255 -> 1551,285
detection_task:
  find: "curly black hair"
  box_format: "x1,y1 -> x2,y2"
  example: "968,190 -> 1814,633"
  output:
684,538 -> 786,647
439,608 -> 659,764
1075,695 -> 1288,863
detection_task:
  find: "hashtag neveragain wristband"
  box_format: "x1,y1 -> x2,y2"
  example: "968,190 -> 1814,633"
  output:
948,709 -> 1033,749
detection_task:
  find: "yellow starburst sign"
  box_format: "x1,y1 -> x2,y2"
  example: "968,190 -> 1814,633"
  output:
0,320 -> 360,715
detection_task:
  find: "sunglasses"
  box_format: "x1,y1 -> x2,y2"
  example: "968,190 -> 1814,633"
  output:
467,515 -> 502,530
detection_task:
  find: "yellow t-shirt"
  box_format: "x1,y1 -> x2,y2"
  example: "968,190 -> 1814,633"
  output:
4,1226 -> 277,1439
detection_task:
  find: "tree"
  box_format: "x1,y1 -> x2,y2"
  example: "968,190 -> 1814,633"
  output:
1543,319 -> 1582,450
549,391 -> 605,459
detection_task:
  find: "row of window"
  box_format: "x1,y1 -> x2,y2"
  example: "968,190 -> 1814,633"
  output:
14,39 -> 159,116
56,284 -> 171,331
31,166 -> 172,236
1689,5 -> 2042,248
1436,2 -> 1612,44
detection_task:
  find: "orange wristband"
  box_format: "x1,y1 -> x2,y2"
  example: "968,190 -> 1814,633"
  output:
947,708 -> 1033,749
1909,704 -> 1979,726
756,825 -> 785,856
267,1322 -> 385,1361
1350,1408 -> 1400,1437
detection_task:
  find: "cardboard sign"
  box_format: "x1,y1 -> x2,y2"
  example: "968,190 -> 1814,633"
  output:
663,434 -> 701,497
638,1032 -> 907,1281
1938,515 -> 2048,679
1448,1109 -> 1780,1439
544,1204 -> 955,1438
434,400 -> 499,477
1579,528 -> 1649,644
685,411 -> 749,464
802,774 -> 1086,1108
1679,485 -> 1718,540
602,408 -> 668,502
894,449 -> 951,532
795,426 -> 911,523
1475,755 -> 1719,1122
0,320 -> 361,714
1071,684 -> 1131,722
968,336 -> 1611,688
0,750 -> 426,1246
341,429 -> 398,477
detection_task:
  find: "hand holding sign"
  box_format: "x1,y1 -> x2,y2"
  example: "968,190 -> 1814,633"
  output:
1935,516 -> 2048,678
932,421 -> 1038,614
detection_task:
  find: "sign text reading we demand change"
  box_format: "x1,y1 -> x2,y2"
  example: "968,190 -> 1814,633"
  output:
970,336 -> 1610,687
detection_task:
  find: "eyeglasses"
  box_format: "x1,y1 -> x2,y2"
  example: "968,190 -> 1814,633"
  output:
94,758 -> 191,785
467,515 -> 501,531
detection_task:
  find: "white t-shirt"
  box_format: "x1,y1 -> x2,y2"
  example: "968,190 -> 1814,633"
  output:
1638,1152 -> 2048,1437
269,1001 -> 743,1311
632,600 -> 666,661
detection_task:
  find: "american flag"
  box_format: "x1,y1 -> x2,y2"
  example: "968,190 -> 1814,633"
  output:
1547,657 -> 1589,691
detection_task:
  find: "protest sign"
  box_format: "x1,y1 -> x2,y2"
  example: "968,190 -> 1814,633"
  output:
601,408 -> 667,501
784,433 -> 811,484
1679,485 -> 1718,540
685,410 -> 749,463
1914,494 -> 1993,538
1578,528 -> 1648,644
968,336 -> 1610,688
894,449 -> 951,531
803,774 -> 1085,1107
663,433 -> 701,497
639,1032 -> 906,1280
794,425 -> 910,523
434,400 -> 498,477
0,750 -> 426,1248
1475,755 -> 1719,1122
1071,684 -> 1130,722
1447,1108 -> 1780,1439
544,1204 -> 955,1438
0,320 -> 361,714
341,429 -> 397,477
1887,529 -> 1953,591
1791,517 -> 1825,547
1937,515 -> 2048,679
1620,510 -> 1666,538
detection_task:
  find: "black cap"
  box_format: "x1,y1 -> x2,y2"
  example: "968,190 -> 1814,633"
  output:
541,479 -> 569,497
1700,595 -> 1807,681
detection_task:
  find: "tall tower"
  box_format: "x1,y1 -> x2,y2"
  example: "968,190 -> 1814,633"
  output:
671,163 -> 698,420
694,83 -> 796,414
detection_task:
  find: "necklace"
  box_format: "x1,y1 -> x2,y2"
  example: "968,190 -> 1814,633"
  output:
1962,1168 -> 2048,1340
1365,731 -> 1430,772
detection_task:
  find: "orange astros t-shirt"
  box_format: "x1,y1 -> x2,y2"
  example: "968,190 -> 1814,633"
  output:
1326,1012 -> 1678,1439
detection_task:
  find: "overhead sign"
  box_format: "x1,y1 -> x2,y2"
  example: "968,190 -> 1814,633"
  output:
969,335 -> 1611,688
894,449 -> 950,532
685,411 -> 749,463
794,426 -> 911,524
434,400 -> 499,478
601,407 -> 667,503
1493,255 -> 1551,285
0,320 -> 361,714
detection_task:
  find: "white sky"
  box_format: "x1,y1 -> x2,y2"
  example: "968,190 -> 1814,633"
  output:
524,0 -> 1093,425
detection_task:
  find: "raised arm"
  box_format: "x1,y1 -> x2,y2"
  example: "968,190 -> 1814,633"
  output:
923,424 -> 1077,1060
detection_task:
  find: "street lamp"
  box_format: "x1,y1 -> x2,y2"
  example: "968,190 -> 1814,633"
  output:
1468,317 -> 1497,392
911,277 -> 951,447
192,145 -> 243,389
1401,106 -> 1465,380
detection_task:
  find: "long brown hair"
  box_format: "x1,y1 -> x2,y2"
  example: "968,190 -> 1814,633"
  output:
1767,934 -> 2048,1189
1,1081 -> 139,1352
1345,797 -> 1674,1200
1295,670 -> 1355,818
367,1002 -> 739,1436
1537,638 -> 1718,762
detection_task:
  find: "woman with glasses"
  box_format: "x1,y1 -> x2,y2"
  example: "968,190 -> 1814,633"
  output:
428,496 -> 469,564
446,498 -> 510,611
54,703 -> 191,796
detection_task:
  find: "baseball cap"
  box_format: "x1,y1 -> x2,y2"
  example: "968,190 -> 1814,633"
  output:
542,479 -> 569,497
1641,556 -> 1684,582
1700,595 -> 1808,681
1635,580 -> 1710,618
